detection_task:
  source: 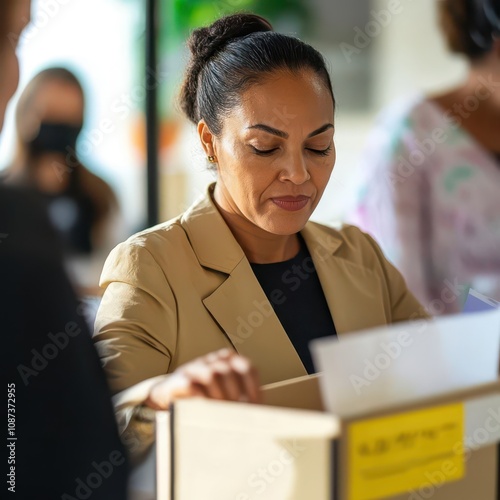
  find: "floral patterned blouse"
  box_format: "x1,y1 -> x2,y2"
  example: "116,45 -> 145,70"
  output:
349,95 -> 500,315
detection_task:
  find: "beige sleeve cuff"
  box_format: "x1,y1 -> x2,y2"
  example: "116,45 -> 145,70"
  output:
112,375 -> 170,464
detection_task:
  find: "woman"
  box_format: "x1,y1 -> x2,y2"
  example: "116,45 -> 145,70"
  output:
94,13 -> 427,461
350,0 -> 500,314
3,67 -> 122,294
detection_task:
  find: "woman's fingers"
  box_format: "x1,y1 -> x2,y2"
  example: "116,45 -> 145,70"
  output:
209,360 -> 241,401
206,349 -> 261,403
145,349 -> 261,409
228,355 -> 261,403
181,360 -> 226,400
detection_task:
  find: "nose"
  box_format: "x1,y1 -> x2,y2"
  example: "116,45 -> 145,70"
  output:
279,152 -> 310,185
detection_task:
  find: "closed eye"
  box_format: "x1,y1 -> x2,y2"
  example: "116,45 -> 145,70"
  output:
251,144 -> 333,157
251,146 -> 279,156
307,145 -> 333,157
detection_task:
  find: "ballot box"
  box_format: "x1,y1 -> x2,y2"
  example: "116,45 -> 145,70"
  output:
156,309 -> 500,500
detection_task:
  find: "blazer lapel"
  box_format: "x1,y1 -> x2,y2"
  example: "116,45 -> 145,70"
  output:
301,223 -> 389,336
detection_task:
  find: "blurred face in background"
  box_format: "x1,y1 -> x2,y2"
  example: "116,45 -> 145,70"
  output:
21,77 -> 85,193
0,0 -> 31,132
21,78 -> 84,147
31,80 -> 84,128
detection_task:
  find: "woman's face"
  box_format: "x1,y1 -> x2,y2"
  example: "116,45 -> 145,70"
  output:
206,69 -> 336,236
19,78 -> 84,151
32,79 -> 84,126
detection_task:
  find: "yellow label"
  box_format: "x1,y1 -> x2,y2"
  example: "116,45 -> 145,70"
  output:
348,403 -> 464,500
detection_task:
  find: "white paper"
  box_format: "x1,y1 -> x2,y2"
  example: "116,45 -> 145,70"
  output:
310,309 -> 500,417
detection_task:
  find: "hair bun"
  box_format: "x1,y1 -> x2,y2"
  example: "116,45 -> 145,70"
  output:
188,13 -> 273,63
180,13 -> 273,124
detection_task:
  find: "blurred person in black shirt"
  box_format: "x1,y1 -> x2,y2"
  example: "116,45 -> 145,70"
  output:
3,67 -> 124,295
0,1 -> 128,498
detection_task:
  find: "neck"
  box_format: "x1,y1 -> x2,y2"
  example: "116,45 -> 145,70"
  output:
212,187 -> 300,264
462,57 -> 500,109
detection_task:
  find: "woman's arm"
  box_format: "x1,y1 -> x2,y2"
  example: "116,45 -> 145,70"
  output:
93,241 -> 260,463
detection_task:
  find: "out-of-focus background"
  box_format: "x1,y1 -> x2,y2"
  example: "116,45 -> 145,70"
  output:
0,0 -> 467,232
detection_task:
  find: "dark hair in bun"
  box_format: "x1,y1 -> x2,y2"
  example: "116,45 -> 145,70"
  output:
179,13 -> 335,135
438,0 -> 500,60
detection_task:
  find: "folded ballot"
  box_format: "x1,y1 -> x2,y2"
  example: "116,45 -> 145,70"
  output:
310,309 -> 500,417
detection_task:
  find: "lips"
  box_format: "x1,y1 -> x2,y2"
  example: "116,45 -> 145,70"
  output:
271,195 -> 310,212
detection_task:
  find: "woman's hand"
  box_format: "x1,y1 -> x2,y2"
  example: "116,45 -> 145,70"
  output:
144,348 -> 261,410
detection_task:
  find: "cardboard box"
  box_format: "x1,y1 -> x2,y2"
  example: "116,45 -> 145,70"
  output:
156,374 -> 500,499
157,307 -> 500,499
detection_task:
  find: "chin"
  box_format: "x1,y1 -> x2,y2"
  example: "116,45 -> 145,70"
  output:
260,216 -> 310,236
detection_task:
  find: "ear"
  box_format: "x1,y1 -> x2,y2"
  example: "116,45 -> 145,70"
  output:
197,120 -> 216,157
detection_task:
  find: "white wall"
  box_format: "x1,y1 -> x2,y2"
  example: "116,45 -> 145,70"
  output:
372,0 -> 467,107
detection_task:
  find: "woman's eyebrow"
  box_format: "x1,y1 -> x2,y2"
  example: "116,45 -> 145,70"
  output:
246,122 -> 334,139
247,124 -> 288,138
307,123 -> 334,138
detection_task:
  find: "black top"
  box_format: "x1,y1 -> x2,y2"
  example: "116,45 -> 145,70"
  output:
250,235 -> 337,373
43,166 -> 96,255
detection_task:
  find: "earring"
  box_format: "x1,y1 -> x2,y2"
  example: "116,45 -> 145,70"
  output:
207,155 -> 217,163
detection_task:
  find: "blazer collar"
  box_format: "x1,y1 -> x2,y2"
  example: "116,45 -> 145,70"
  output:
180,184 -> 246,274
302,222 -> 389,334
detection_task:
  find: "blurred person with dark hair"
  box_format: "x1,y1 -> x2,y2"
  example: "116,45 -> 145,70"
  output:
3,67 -> 123,295
0,1 -> 128,498
350,0 -> 500,314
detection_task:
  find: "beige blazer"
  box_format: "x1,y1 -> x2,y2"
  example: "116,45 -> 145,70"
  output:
93,185 -> 428,459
